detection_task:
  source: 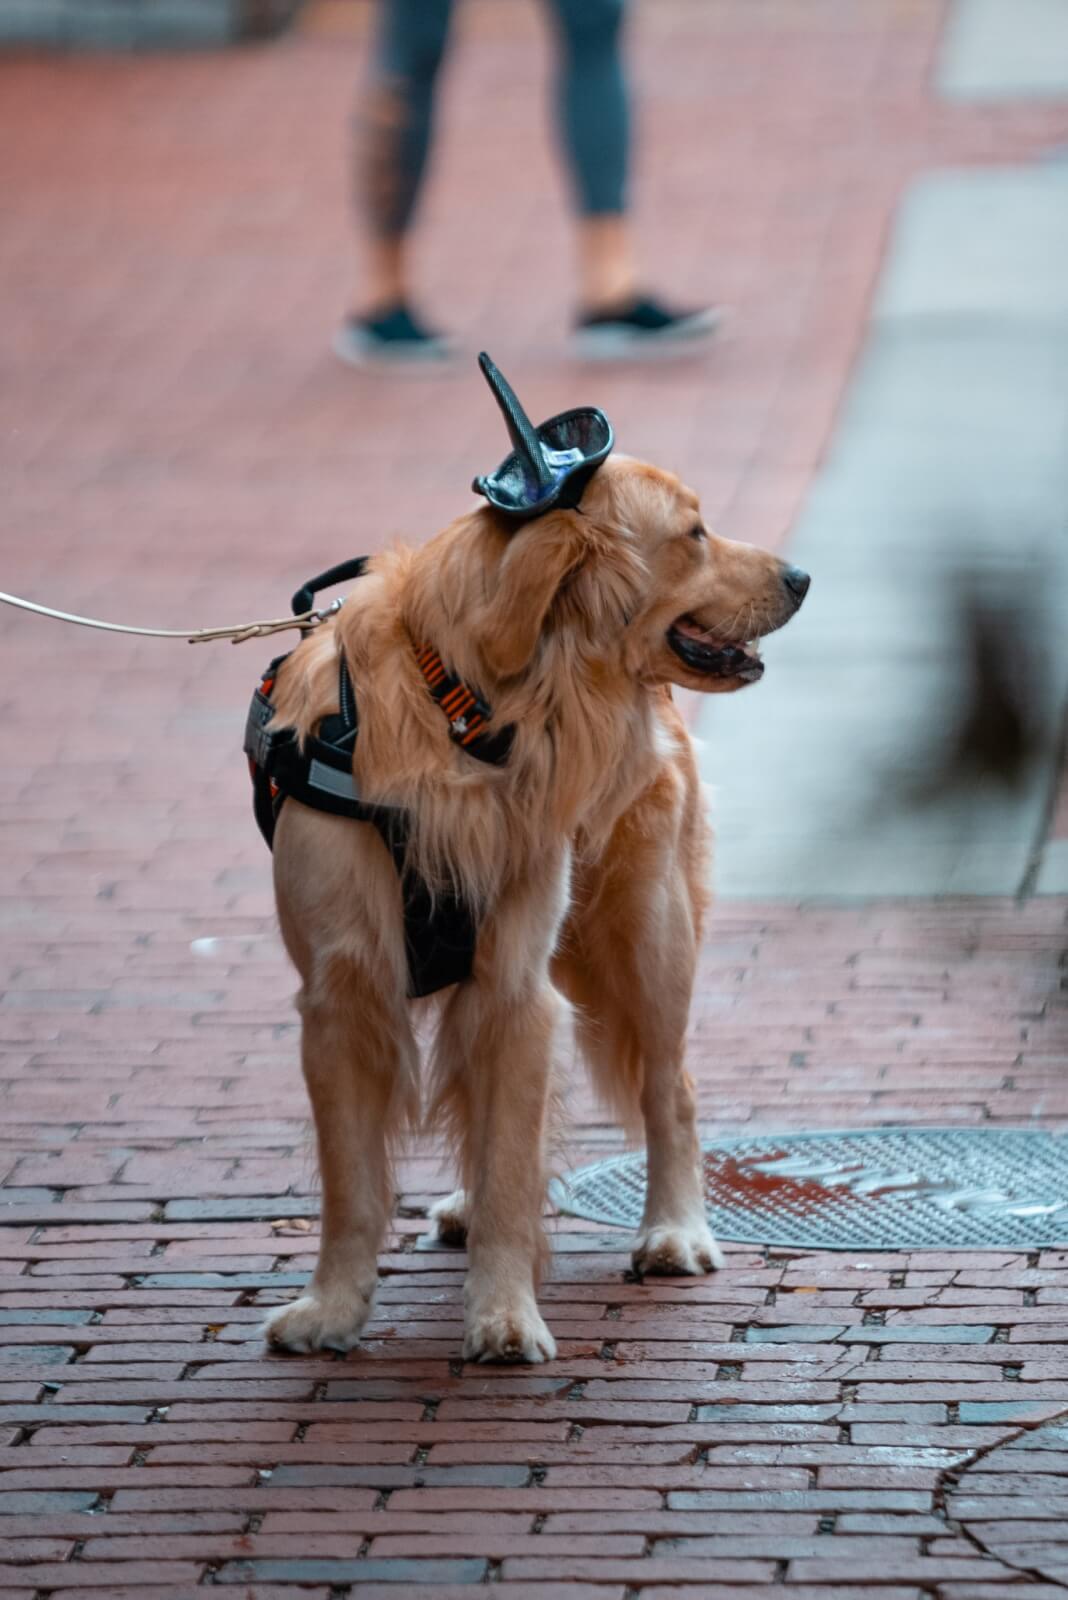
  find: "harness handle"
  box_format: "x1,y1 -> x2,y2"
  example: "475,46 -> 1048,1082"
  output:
290,556 -> 370,618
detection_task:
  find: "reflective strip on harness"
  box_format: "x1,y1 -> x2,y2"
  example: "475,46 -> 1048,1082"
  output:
244,686 -> 276,768
307,758 -> 360,802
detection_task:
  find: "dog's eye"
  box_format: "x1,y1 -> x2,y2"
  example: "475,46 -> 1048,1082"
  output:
689,524 -> 706,542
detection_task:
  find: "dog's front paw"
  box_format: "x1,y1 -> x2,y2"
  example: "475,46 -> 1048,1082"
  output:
463,1297 -> 557,1364
633,1219 -> 724,1277
265,1289 -> 372,1354
429,1189 -> 469,1248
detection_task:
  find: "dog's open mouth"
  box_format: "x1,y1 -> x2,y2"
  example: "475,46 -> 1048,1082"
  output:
667,616 -> 765,682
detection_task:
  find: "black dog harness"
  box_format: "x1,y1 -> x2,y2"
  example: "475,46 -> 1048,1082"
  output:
244,557 -> 514,998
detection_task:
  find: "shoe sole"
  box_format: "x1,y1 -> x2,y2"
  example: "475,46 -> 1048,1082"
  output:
332,325 -> 456,370
573,307 -> 725,362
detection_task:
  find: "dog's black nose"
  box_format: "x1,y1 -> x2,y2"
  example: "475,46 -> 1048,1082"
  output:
782,564 -> 810,604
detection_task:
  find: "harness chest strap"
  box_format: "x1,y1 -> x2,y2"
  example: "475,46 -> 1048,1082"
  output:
414,643 -> 515,764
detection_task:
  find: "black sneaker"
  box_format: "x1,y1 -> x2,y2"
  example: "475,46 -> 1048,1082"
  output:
333,303 -> 453,367
574,295 -> 722,360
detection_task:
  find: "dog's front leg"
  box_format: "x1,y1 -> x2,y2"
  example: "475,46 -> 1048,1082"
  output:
267,970 -> 416,1353
432,861 -> 570,1364
439,978 -> 560,1363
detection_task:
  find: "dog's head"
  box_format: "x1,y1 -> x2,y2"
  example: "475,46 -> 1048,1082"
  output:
463,454 -> 808,692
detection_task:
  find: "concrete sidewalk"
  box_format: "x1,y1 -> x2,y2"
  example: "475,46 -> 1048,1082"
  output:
702,163 -> 1068,898
1,1 -> 1067,1593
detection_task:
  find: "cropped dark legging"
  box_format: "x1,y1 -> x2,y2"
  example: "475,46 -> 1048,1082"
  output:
367,0 -> 629,237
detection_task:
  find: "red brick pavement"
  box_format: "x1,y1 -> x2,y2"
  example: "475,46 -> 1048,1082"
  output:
2,0 -> 1068,1593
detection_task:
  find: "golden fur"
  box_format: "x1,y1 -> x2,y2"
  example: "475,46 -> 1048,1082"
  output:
264,455 -> 806,1362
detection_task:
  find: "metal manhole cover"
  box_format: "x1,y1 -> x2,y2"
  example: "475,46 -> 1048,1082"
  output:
553,1128 -> 1068,1250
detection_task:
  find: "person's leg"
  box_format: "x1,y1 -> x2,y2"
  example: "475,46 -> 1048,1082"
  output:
337,0 -> 454,361
546,0 -> 637,310
548,0 -> 722,353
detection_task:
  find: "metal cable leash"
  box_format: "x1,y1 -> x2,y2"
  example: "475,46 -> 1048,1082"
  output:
0,589 -> 344,644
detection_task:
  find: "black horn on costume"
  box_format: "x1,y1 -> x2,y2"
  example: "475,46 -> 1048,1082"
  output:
477,352 -> 554,500
472,351 -> 614,522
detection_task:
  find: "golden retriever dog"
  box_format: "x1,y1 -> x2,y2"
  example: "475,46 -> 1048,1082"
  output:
263,449 -> 808,1363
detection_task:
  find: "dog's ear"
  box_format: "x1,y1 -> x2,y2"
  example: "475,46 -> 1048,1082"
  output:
479,510 -> 587,679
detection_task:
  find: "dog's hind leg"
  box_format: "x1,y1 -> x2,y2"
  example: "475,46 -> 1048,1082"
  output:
632,1029 -> 723,1279
559,767 -> 722,1278
562,925 -> 721,1276
429,1189 -> 469,1247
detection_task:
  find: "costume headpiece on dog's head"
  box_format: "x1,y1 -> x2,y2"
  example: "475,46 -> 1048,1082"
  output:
472,351 -> 614,521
